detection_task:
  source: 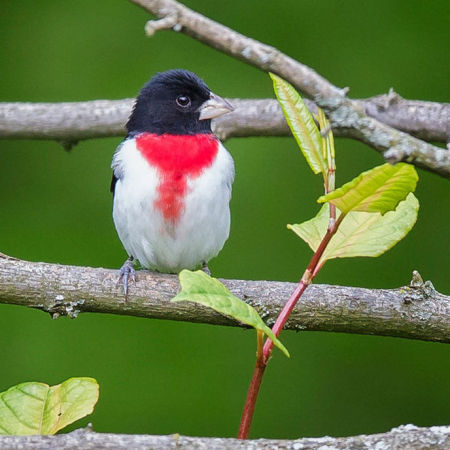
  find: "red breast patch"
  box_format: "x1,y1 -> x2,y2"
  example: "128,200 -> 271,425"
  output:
136,133 -> 219,223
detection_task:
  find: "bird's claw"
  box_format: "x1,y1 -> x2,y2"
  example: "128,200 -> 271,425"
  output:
117,257 -> 136,299
201,261 -> 211,276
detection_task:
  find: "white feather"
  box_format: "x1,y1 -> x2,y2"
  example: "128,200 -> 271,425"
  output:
112,138 -> 234,273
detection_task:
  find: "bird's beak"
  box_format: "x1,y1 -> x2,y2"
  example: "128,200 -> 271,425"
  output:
198,92 -> 234,120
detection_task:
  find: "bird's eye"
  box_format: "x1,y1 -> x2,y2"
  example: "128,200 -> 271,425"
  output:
176,95 -> 191,108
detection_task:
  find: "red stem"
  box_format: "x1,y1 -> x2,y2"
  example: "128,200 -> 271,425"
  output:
237,212 -> 345,439
262,282 -> 307,360
237,357 -> 267,438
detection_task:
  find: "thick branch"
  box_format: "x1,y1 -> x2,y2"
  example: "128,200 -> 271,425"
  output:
130,0 -> 450,178
1,95 -> 448,144
0,99 -> 132,146
0,98 -> 308,144
0,424 -> 448,449
0,254 -> 448,343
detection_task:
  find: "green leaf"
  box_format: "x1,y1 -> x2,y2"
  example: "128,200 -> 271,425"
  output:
172,270 -> 289,357
289,193 -> 419,262
323,193 -> 419,260
288,203 -> 330,253
318,163 -> 418,214
0,378 -> 99,435
316,108 -> 335,165
270,73 -> 327,176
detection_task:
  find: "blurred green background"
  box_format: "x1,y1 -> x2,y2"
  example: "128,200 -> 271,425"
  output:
1,0 -> 449,439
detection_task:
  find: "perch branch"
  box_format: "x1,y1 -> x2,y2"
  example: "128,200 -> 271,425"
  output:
130,0 -> 450,178
0,424 -> 448,449
0,254 -> 448,343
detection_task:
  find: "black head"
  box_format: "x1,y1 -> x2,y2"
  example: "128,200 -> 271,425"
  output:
126,69 -> 233,136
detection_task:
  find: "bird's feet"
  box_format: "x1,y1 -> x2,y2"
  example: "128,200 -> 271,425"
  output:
117,256 -> 136,299
201,261 -> 211,276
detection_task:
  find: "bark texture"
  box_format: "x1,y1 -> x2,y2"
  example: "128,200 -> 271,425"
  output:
1,254 -> 448,343
0,424 -> 448,449
2,95 -> 448,144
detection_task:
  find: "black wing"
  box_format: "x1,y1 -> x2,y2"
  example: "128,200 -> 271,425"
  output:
110,173 -> 118,196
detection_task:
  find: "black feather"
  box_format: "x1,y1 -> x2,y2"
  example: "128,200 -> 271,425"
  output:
126,69 -> 213,136
110,173 -> 118,196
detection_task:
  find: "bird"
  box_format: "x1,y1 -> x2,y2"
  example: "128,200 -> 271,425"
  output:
111,69 -> 235,295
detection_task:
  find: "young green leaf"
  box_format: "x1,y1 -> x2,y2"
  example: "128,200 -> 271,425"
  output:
172,270 -> 289,357
288,203 -> 329,253
316,109 -> 335,165
0,377 -> 99,435
289,193 -> 419,263
270,73 -> 327,176
317,108 -> 336,191
317,163 -> 418,214
321,193 -> 419,261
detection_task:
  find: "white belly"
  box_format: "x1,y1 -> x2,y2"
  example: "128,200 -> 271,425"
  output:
112,138 -> 234,272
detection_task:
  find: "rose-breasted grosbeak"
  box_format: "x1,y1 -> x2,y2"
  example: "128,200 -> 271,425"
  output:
111,69 -> 235,294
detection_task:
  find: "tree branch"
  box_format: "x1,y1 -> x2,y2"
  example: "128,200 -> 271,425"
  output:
360,89 -> 449,144
129,0 -> 450,178
0,99 -> 132,149
0,2 -> 448,176
132,0 -> 342,99
0,253 -> 448,343
0,424 -> 448,449
1,95 -> 448,145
